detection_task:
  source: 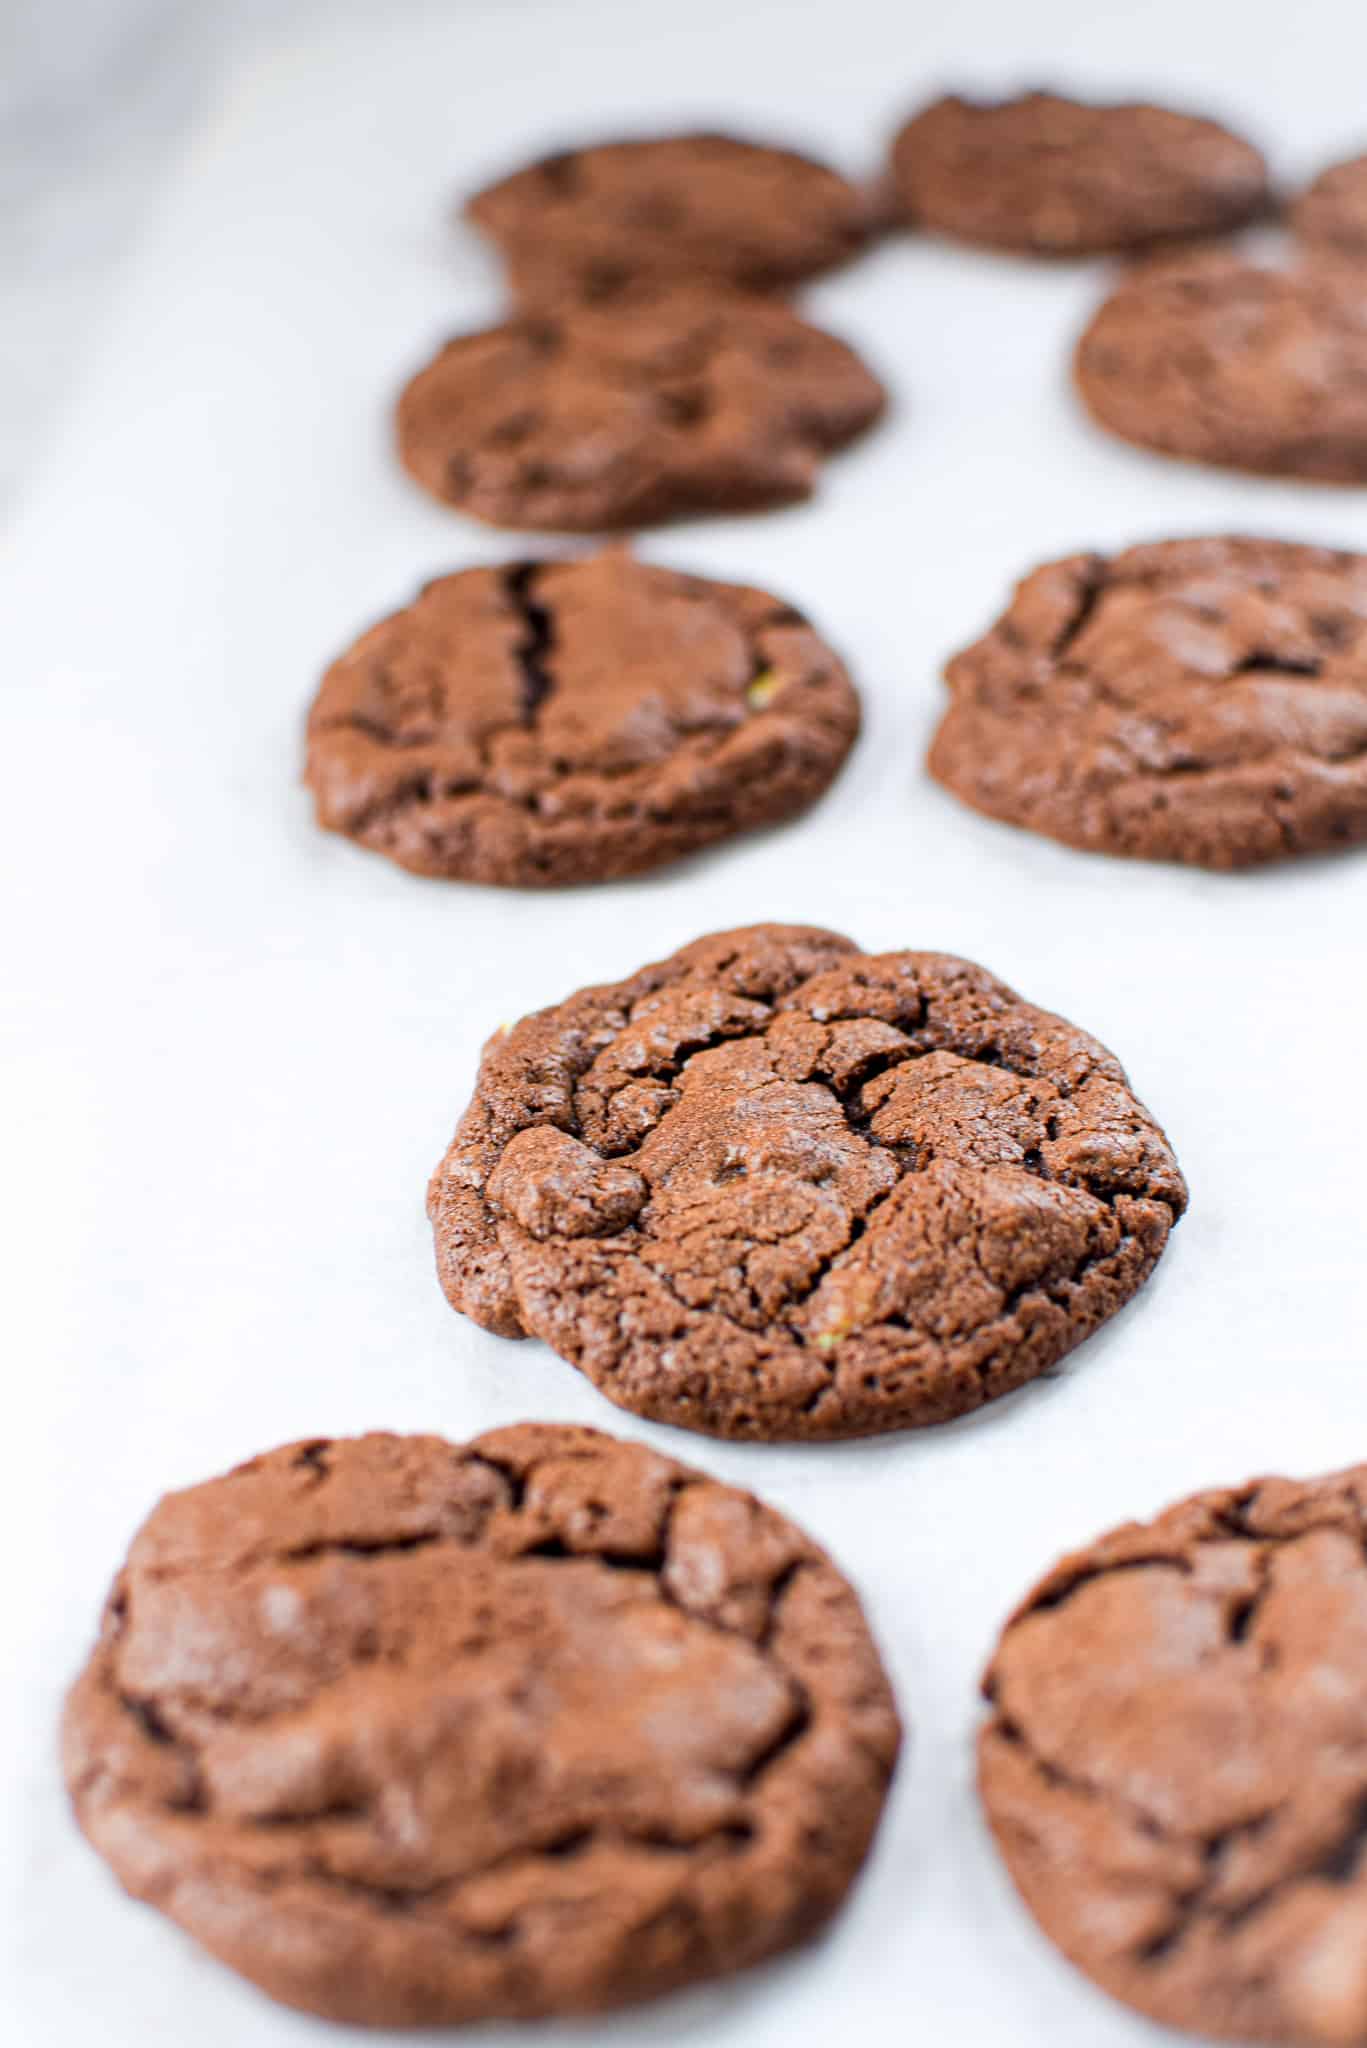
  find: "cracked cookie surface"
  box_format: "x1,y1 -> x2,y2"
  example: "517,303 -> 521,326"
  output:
929,537 -> 1367,868
465,132 -> 872,304
428,924 -> 1186,1441
1075,251 -> 1367,481
1293,154 -> 1367,259
980,1462 -> 1367,2045
889,92 -> 1267,254
62,1424 -> 900,2025
395,287 -> 885,530
304,547 -> 860,886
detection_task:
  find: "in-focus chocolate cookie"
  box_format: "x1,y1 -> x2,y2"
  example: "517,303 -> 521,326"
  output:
1292,152 -> 1367,258
929,537 -> 1367,869
980,1461 -> 1367,2046
1075,250 -> 1367,481
396,288 -> 885,530
889,91 -> 1268,254
429,924 -> 1186,1442
465,132 -> 873,304
304,547 -> 859,886
63,1425 -> 900,2026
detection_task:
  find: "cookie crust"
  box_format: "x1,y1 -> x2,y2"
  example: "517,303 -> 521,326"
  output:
428,924 -> 1186,1442
395,289 -> 885,531
304,548 -> 859,886
980,1462 -> 1367,2045
465,132 -> 873,303
929,537 -> 1367,869
63,1426 -> 900,2025
890,91 -> 1268,254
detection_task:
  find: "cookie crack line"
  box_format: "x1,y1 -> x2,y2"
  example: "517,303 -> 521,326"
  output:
628,1121 -> 1160,1379
504,561 -> 556,723
793,1188 -> 1149,1416
1046,563 -> 1352,703
1052,555 -> 1107,661
990,1707 -> 1199,1847
568,974 -> 1131,1135
92,1688 -> 778,1934
582,1023 -> 1161,1207
1211,1497 -> 1367,1560
986,1703 -> 1356,1970
100,1455 -> 823,1817
238,1813 -> 770,1924
127,1449 -> 710,1595
1136,1784 -> 1367,1970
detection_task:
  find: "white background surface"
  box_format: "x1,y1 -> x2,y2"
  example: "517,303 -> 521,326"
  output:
2,0 -> 267,510
1,0 -> 403,512
6,1 -> 1367,2041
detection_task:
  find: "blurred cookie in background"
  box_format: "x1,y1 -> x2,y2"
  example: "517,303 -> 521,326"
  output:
1075,248 -> 1367,481
888,89 -> 1268,255
466,131 -> 876,304
1292,150 -> 1367,257
396,287 -> 886,529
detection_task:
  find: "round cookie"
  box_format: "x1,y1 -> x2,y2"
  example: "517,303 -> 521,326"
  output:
1293,152 -> 1367,258
304,547 -> 860,886
889,91 -> 1268,255
929,537 -> 1367,869
62,1424 -> 900,2026
465,132 -> 873,304
1075,250 -> 1367,481
395,288 -> 886,530
980,1461 -> 1367,2045
429,924 -> 1186,1442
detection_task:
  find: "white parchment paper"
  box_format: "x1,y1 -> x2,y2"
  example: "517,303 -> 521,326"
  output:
6,2 -> 1367,2041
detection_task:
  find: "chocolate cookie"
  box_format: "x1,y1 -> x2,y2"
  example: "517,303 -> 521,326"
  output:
429,924 -> 1186,1442
929,537 -> 1367,869
62,1425 -> 900,2025
304,548 -> 859,886
889,91 -> 1268,254
395,288 -> 885,530
1075,250 -> 1367,481
980,1461 -> 1367,2045
465,133 -> 873,304
1293,152 -> 1367,258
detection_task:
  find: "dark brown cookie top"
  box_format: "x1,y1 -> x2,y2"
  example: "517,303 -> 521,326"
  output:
980,1462 -> 1367,2045
465,132 -> 873,304
929,537 -> 1367,870
429,924 -> 1186,1442
1075,249 -> 1367,481
889,91 -> 1268,254
395,288 -> 886,531
304,548 -> 859,887
1292,152 -> 1367,257
62,1425 -> 900,2027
